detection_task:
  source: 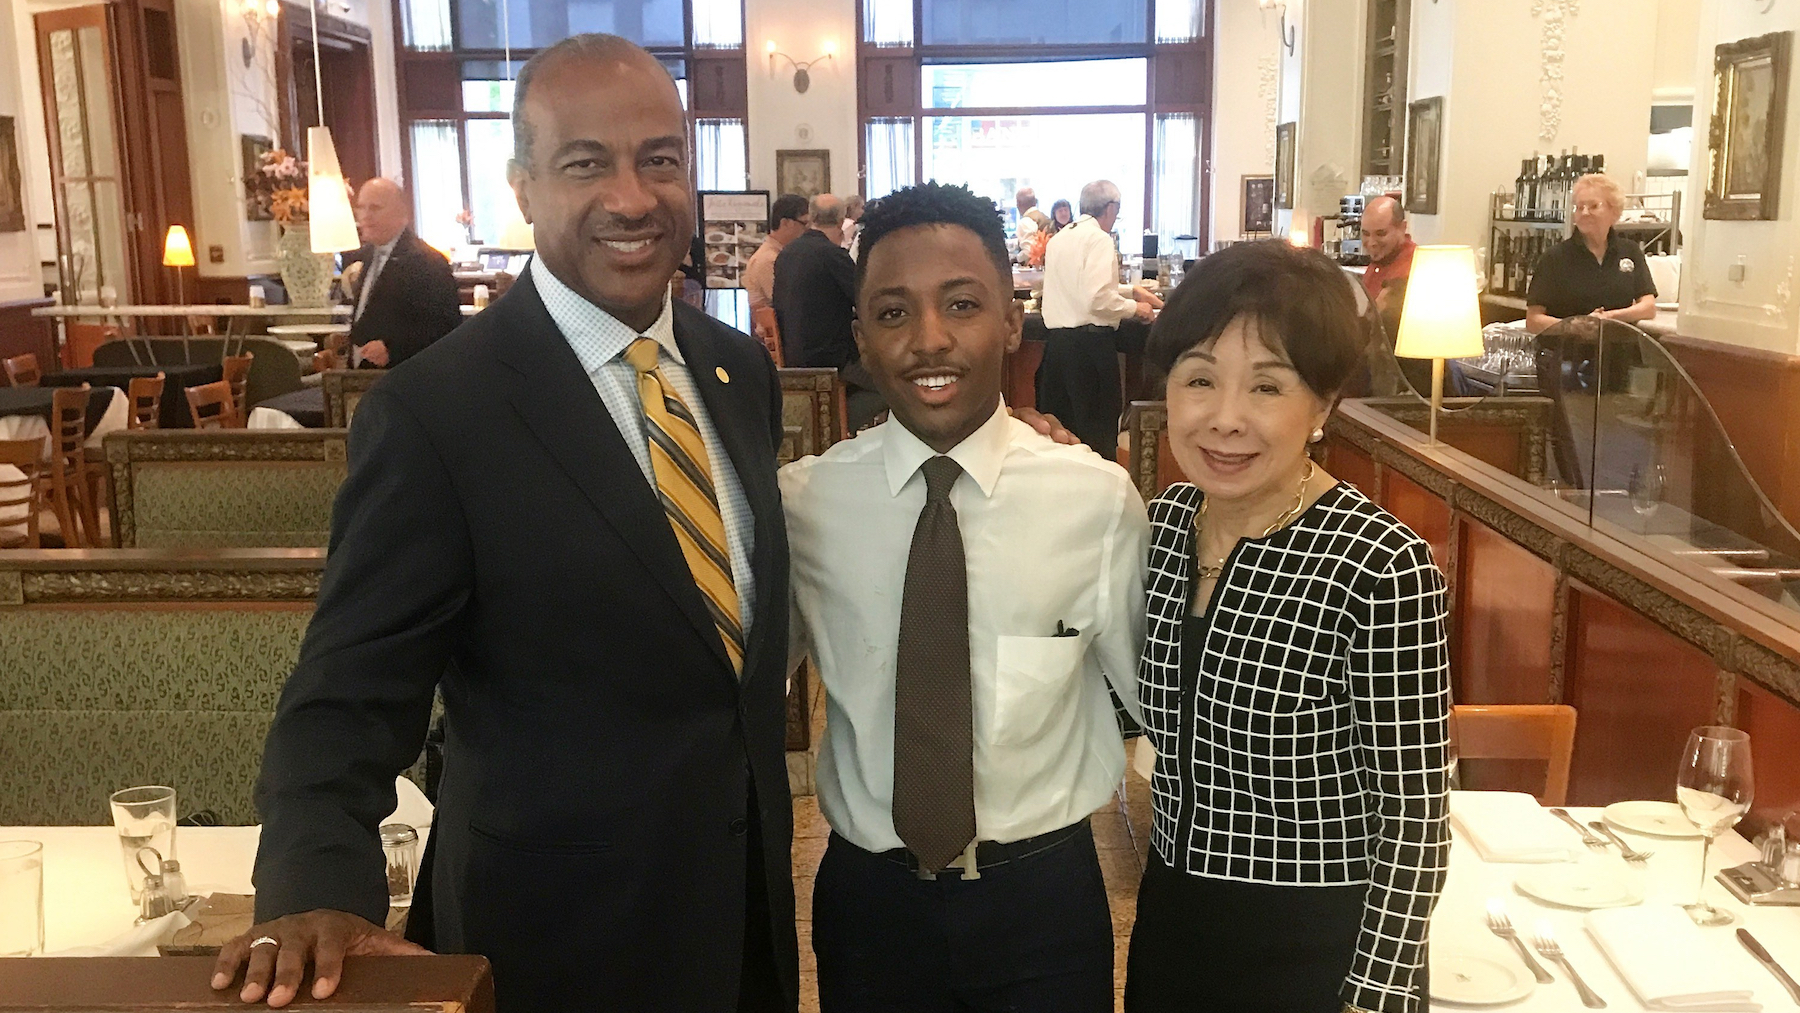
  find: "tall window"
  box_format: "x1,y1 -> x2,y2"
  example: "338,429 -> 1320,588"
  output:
857,0 -> 1211,254
392,0 -> 747,249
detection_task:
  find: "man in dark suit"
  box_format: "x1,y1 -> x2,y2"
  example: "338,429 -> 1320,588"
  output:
212,34 -> 797,1013
773,193 -> 883,429
343,177 -> 463,368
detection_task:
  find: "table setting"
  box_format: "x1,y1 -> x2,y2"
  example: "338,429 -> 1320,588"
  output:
1430,727 -> 1800,1011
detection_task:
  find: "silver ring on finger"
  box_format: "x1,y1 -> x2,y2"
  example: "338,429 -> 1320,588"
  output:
250,936 -> 280,949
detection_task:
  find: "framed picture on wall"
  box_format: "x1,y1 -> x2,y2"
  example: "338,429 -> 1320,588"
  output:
1242,175 -> 1275,235
1404,97 -> 1443,215
776,149 -> 831,200
242,134 -> 275,222
0,117 -> 23,233
1704,31 -> 1791,221
1274,124 -> 1296,210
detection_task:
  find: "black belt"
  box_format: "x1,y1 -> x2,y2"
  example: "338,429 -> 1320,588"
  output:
862,818 -> 1089,881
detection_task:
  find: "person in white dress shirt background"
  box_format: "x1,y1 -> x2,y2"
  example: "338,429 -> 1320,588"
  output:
1037,179 -> 1163,455
781,181 -> 1150,1012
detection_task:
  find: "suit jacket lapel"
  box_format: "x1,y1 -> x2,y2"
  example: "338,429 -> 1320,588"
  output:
492,270 -> 734,674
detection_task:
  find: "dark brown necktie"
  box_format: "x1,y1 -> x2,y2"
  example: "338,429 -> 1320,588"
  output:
892,455 -> 975,874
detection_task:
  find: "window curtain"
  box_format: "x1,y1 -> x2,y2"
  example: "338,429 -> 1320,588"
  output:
864,118 -> 915,200
1152,113 -> 1198,243
409,120 -> 466,250
691,0 -> 743,47
862,0 -> 913,46
695,118 -> 748,192
400,0 -> 452,50
1154,0 -> 1203,43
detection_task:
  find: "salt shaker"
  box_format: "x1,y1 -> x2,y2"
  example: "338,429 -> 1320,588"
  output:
159,858 -> 190,909
380,823 -> 420,908
473,284 -> 490,309
138,872 -> 175,923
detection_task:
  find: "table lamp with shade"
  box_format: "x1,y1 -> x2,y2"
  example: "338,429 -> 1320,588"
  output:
1393,244 -> 1486,446
162,225 -> 195,304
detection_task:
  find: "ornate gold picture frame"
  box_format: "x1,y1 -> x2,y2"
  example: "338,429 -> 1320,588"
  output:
1705,31 -> 1791,221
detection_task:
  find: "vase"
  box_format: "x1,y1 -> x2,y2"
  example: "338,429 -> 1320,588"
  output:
278,223 -> 335,308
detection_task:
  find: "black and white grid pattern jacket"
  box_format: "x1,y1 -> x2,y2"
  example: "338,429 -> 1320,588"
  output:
1139,481 -> 1451,1013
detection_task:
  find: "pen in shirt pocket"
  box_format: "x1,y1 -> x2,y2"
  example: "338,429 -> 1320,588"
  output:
1054,621 -> 1081,638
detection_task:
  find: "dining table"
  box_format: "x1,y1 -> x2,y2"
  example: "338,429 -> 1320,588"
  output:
8,798 -> 1799,1009
41,363 -> 222,429
0,386 -> 119,438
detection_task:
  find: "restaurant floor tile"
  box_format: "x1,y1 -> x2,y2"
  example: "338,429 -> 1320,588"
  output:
790,769 -> 1152,1013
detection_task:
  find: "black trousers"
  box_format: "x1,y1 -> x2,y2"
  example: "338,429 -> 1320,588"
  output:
1125,851 -> 1412,1013
1035,326 -> 1124,456
812,825 -> 1113,1013
738,787 -> 791,1013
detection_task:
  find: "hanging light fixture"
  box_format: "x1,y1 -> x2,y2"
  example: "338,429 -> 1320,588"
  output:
305,0 -> 359,253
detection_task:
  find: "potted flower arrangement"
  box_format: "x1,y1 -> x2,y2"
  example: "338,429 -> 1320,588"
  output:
246,148 -> 336,307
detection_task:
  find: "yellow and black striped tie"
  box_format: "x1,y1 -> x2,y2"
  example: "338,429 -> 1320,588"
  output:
624,338 -> 744,674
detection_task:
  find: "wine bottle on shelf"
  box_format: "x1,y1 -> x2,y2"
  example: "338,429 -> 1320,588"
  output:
1491,232 -> 1510,293
1525,154 -> 1541,220
1514,160 -> 1528,219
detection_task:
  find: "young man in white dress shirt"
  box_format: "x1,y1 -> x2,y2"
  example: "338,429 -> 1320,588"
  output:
781,181 -> 1150,1012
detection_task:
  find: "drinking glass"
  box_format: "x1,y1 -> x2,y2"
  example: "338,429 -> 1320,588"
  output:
1676,727 -> 1753,926
109,786 -> 176,903
0,841 -> 43,957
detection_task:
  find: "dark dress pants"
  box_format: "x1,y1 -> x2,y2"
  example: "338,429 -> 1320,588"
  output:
1035,326 -> 1123,456
812,825 -> 1113,1013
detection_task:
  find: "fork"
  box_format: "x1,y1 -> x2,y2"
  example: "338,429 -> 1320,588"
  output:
1588,821 -> 1654,863
1485,905 -> 1555,984
1551,807 -> 1610,849
1534,932 -> 1608,1007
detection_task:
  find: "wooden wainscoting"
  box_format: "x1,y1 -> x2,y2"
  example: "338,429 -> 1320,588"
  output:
1661,332 -> 1800,530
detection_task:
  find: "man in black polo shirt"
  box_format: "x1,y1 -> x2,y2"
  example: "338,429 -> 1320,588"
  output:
1525,173 -> 1658,334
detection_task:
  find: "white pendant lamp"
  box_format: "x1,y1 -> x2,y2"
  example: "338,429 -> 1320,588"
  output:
304,0 -> 358,254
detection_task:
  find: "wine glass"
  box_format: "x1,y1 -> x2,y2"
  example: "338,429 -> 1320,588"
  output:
1676,726 -> 1754,926
1629,463 -> 1666,518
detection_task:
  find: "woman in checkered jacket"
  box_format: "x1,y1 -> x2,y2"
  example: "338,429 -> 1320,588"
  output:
1123,241 -> 1452,1013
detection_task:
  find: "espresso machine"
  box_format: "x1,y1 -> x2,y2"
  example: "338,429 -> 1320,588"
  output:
1333,195 -> 1366,265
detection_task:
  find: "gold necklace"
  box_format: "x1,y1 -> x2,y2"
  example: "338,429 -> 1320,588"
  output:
1194,460 -> 1316,581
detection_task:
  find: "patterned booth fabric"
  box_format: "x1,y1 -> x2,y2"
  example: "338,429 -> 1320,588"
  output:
104,430 -> 348,548
0,551 -> 322,825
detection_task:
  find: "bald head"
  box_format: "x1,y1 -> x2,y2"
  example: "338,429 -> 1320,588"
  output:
1362,195 -> 1409,265
511,34 -> 679,170
353,177 -> 411,247
1015,187 -> 1037,212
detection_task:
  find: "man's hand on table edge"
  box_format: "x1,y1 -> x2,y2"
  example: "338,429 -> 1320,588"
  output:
211,909 -> 428,1007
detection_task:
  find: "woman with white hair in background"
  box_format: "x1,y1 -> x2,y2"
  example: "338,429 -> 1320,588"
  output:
1524,172 -> 1659,334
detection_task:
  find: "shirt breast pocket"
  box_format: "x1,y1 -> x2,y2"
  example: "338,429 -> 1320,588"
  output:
990,634 -> 1086,748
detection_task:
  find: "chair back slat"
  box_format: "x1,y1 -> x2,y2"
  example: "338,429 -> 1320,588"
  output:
127,372 -> 165,430
221,352 -> 254,428
1450,704 -> 1579,806
44,386 -> 96,547
184,379 -> 241,430
3,353 -> 40,387
0,437 -> 45,548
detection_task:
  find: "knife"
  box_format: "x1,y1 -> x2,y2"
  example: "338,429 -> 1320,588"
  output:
1737,928 -> 1800,1005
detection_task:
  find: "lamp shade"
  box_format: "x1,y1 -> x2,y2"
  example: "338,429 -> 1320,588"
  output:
162,225 -> 195,267
1393,244 -> 1486,360
306,126 -> 362,254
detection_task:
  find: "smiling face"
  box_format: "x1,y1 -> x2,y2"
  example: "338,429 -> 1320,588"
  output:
507,51 -> 692,330
1164,315 -> 1332,506
856,223 -> 1022,453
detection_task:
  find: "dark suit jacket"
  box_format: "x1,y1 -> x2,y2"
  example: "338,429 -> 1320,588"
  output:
771,229 -> 857,370
252,264 -> 797,1012
346,228 -> 464,367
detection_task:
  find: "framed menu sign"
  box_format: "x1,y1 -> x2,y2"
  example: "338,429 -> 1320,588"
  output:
698,191 -> 771,289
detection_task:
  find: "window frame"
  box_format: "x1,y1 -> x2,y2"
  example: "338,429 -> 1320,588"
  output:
854,0 -> 1214,250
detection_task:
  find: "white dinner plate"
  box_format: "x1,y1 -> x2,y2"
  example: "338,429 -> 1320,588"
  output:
1604,800 -> 1703,838
1515,861 -> 1645,909
1431,952 -> 1535,1006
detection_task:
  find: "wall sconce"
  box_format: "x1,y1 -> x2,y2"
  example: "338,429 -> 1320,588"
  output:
1258,0 -> 1296,54
766,39 -> 835,94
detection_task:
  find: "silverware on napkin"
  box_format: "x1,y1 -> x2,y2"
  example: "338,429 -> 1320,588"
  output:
1737,927 -> 1800,1005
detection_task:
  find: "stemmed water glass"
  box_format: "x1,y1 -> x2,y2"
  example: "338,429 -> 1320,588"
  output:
1676,726 -> 1753,927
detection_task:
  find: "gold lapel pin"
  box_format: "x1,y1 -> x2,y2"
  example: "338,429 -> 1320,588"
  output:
715,366 -> 730,383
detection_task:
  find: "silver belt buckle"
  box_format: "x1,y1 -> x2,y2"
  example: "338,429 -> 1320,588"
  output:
914,839 -> 982,881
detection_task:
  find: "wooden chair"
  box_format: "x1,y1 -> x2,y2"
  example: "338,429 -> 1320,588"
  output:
221,352 -> 254,428
41,386 -> 97,547
751,307 -> 783,366
3,353 -> 40,387
126,372 -> 165,430
1450,704 -> 1579,806
312,349 -> 343,374
0,437 -> 44,548
184,379 -> 241,430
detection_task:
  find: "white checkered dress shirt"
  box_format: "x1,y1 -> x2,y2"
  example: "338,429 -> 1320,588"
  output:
1138,480 -> 1450,1013
531,260 -> 758,632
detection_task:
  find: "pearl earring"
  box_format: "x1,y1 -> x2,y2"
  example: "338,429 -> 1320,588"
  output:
1309,427 -> 1324,444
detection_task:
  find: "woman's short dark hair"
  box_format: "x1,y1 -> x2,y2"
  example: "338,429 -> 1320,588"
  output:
1146,240 -> 1366,399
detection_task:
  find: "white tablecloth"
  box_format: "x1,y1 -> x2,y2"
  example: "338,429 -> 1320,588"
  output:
0,389 -> 127,528
246,407 -> 304,430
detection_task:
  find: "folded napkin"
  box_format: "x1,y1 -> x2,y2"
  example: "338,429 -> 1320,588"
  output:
1587,906 -> 1763,1011
47,909 -> 193,957
386,774 -> 434,830
1449,790 -> 1583,863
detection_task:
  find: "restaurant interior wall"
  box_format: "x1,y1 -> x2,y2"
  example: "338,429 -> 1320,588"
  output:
1207,0 -> 1279,243
0,0 -> 47,303
1274,0 -> 1361,242
1675,0 -> 1800,355
1400,0 -> 1660,251
744,0 -> 856,201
